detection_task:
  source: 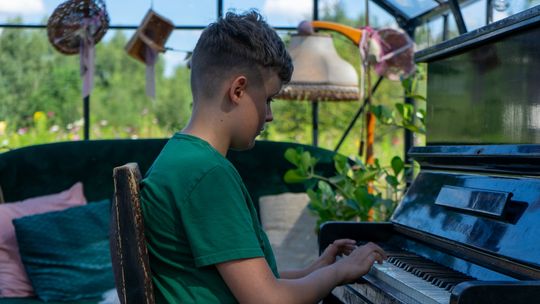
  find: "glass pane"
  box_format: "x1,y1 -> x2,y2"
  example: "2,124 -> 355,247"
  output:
224,0 -> 313,27
370,1 -> 399,27
162,30 -> 203,76
446,12 -> 460,40
318,0 -> 397,27
461,0 -> 487,31
427,25 -> 540,144
415,16 -> 445,50
492,0 -> 540,23
0,0 -> 217,27
147,0 -> 217,26
386,0 -> 439,17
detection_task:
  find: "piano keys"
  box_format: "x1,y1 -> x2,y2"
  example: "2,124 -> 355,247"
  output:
336,246 -> 475,304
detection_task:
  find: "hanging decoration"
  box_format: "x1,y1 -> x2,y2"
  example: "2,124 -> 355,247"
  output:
292,19 -> 416,162
359,26 -> 414,163
359,27 -> 415,82
493,0 -> 510,12
125,10 -> 174,99
47,0 -> 109,98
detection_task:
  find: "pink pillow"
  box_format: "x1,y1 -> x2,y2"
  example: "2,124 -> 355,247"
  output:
0,182 -> 87,298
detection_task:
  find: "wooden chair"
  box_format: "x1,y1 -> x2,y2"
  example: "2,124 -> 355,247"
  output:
110,163 -> 155,304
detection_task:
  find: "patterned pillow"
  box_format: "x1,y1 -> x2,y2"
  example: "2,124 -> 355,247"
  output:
13,199 -> 114,302
0,182 -> 86,298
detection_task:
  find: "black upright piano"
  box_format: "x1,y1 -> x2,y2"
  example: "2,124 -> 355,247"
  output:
321,6 -> 540,304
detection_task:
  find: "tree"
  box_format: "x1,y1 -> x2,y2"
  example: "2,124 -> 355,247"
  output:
0,20 -> 80,129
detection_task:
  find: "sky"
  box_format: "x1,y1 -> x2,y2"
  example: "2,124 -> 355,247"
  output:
0,0 -> 536,75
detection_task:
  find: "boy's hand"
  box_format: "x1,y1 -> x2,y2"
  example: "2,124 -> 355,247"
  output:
335,242 -> 386,284
315,239 -> 357,269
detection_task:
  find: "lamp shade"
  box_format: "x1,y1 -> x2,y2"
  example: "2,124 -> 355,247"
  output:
277,33 -> 359,102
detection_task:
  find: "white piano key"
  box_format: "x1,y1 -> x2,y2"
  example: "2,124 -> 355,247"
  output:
364,262 -> 451,304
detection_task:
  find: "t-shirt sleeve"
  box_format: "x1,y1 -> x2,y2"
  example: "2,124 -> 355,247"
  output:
179,165 -> 264,267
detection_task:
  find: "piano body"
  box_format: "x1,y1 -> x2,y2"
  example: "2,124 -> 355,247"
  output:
321,6 -> 540,304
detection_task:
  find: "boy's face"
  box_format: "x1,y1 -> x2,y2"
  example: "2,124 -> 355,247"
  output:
230,69 -> 281,151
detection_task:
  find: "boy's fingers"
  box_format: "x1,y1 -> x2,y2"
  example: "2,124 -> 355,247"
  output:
365,252 -> 384,265
374,252 -> 384,264
365,242 -> 386,259
333,239 -> 356,246
330,239 -> 357,254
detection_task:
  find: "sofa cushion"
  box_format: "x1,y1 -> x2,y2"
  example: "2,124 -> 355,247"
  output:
13,199 -> 114,302
0,182 -> 86,298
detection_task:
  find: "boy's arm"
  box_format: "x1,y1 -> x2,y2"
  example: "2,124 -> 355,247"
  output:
217,242 -> 385,304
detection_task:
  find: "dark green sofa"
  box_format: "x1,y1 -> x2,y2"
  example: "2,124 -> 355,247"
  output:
0,138 -> 337,303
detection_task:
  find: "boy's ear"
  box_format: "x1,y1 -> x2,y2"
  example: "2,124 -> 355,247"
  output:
228,76 -> 248,103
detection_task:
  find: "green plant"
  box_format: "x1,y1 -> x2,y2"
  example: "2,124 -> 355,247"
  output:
283,148 -> 409,229
283,65 -> 426,230
0,110 -> 171,152
370,65 -> 427,134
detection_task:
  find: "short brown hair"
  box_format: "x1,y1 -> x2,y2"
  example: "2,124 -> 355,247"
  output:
190,10 -> 293,99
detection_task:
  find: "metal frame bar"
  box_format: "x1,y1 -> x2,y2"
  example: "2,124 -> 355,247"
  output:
0,1 -> 480,32
334,77 -> 384,152
486,0 -> 494,25
0,23 -> 296,31
448,0 -> 468,34
407,0 -> 475,28
370,0 -> 411,28
311,0 -> 320,147
403,26 -> 416,170
442,13 -> 449,41
218,0 -> 223,18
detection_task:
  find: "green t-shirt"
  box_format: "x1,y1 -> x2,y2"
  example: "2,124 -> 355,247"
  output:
140,133 -> 278,303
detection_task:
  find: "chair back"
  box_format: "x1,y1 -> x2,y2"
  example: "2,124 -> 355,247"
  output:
110,163 -> 155,304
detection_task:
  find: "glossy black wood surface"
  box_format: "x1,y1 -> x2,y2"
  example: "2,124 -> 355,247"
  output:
414,6 -> 540,145
450,280 -> 540,304
319,222 -> 517,282
409,145 -> 540,174
393,170 -> 540,268
320,145 -> 540,283
425,23 -> 540,145
393,146 -> 540,272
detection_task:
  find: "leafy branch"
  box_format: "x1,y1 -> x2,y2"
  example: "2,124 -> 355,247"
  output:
370,65 -> 427,134
284,148 -> 409,230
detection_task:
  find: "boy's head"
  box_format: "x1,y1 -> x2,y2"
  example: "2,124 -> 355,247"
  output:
190,10 -> 293,102
188,10 -> 293,151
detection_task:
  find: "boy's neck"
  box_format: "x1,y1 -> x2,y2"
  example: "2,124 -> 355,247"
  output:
182,110 -> 230,157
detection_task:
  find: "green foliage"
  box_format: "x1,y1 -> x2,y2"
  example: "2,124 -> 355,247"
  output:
0,2 -> 427,172
284,148 -> 408,229
0,24 -> 191,146
370,66 -> 427,134
0,110 -> 168,152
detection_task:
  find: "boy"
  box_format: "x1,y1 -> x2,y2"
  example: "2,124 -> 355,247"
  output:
140,10 -> 385,303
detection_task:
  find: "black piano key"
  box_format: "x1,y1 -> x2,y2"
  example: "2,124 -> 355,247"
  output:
414,268 -> 452,278
424,272 -> 465,283
439,277 -> 468,289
